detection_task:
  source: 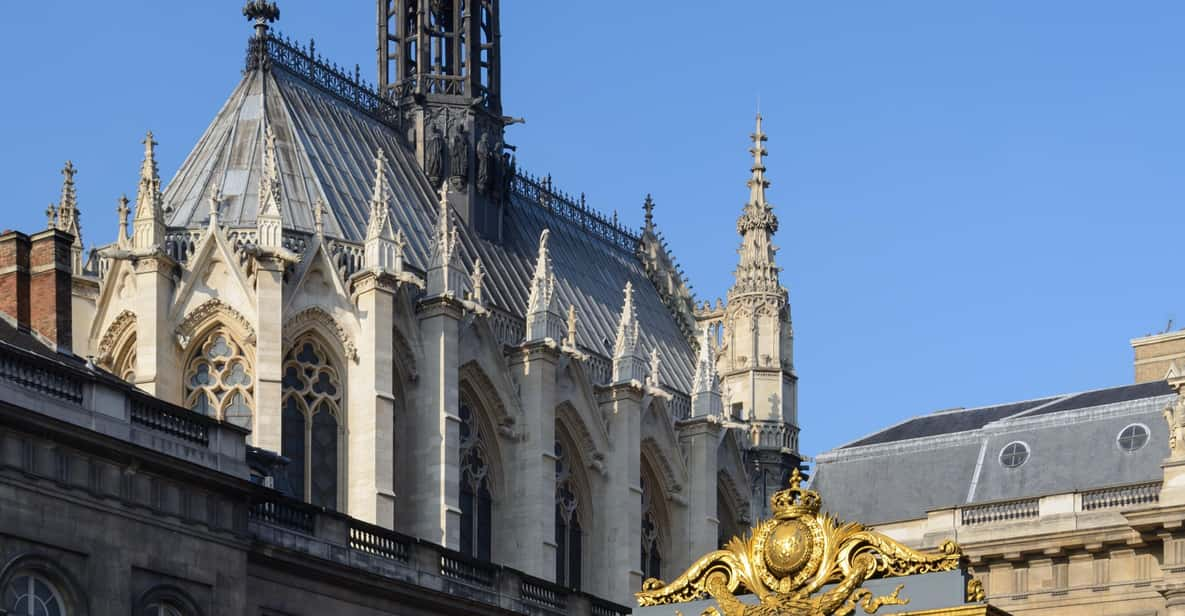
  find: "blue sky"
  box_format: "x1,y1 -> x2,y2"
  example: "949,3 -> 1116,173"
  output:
3,2 -> 1183,457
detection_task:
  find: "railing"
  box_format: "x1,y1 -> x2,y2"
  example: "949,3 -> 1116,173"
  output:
521,577 -> 568,612
961,497 -> 1040,526
440,550 -> 498,588
668,392 -> 691,421
130,397 -> 211,447
249,496 -> 316,535
510,171 -> 639,253
349,519 -> 411,563
0,346 -> 84,404
328,240 -> 365,282
252,32 -> 401,131
1082,481 -> 1161,511
490,310 -> 525,348
585,354 -> 612,386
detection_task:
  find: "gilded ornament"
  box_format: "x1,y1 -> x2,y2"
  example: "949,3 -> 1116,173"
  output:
636,469 -> 963,616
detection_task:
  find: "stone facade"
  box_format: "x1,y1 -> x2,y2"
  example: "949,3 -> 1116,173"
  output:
814,343 -> 1185,615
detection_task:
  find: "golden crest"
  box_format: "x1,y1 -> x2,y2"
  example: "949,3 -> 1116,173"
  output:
636,470 -> 963,616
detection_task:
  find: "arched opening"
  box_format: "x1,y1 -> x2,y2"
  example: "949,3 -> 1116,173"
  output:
182,326 -> 255,430
717,483 -> 743,549
281,334 -> 345,509
458,395 -> 494,560
0,556 -> 86,616
135,585 -> 201,616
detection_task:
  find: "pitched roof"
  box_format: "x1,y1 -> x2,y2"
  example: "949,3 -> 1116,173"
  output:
813,381 -> 1175,525
160,56 -> 697,394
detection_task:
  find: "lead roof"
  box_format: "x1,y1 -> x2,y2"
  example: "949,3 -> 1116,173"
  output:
160,59 -> 697,393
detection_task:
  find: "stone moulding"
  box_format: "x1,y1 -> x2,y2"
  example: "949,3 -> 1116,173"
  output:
96,310 -> 136,364
176,299 -> 257,350
283,306 -> 358,363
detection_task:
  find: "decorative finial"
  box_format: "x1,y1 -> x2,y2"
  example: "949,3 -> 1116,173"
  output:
208,186 -> 222,229
642,194 -> 655,232
648,348 -> 662,388
243,1 -> 280,36
45,204 -> 56,229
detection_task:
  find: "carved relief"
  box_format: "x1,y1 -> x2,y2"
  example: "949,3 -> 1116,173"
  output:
96,310 -> 136,366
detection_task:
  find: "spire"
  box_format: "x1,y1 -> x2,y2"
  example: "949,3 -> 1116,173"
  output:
730,114 -> 782,297
612,282 -> 647,383
132,131 -> 166,251
642,193 -> 656,235
524,228 -> 563,342
116,195 -> 131,248
257,127 -> 283,249
691,326 -> 723,417
52,161 -> 84,275
364,149 -> 401,272
426,182 -> 462,296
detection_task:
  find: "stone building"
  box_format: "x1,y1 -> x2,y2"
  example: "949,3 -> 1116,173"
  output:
812,332 -> 1185,615
11,0 -> 802,609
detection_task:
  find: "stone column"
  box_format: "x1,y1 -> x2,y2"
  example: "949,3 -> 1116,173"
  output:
602,384 -> 644,603
1160,581 -> 1185,616
678,416 -> 722,566
253,255 -> 285,452
133,254 -> 179,403
505,342 -> 559,579
349,271 -> 398,526
409,296 -> 462,547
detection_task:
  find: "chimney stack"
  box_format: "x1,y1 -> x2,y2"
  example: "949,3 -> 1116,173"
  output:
0,228 -> 74,352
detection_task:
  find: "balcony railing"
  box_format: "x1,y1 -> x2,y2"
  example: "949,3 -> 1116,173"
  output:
961,497 -> 1041,526
1082,481 -> 1161,511
130,397 -> 211,447
0,345 -> 84,405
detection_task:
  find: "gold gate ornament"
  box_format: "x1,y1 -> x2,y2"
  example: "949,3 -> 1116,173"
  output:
636,470 -> 963,616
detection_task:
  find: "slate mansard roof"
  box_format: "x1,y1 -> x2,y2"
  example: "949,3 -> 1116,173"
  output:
159,41 -> 697,394
811,380 -> 1174,526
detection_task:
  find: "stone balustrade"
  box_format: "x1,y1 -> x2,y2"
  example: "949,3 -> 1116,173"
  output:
248,491 -> 631,616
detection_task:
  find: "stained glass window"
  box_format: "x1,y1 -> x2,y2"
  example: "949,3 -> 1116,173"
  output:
281,336 -> 343,509
459,401 -> 493,560
183,330 -> 254,430
554,439 -> 582,589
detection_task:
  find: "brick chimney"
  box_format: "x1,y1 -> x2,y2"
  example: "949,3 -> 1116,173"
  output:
1132,329 -> 1185,384
0,228 -> 73,351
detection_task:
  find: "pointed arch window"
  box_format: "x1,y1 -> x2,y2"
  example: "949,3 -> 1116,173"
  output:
554,439 -> 582,590
459,401 -> 493,560
281,336 -> 344,509
641,475 -> 662,581
183,329 -> 254,429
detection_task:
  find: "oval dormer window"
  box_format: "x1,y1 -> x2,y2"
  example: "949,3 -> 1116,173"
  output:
999,441 -> 1029,469
1117,424 -> 1150,453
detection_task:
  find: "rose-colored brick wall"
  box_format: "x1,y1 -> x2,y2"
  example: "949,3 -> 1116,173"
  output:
28,229 -> 73,350
0,231 -> 32,329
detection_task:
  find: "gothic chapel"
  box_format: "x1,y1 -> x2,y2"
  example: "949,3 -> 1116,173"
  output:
53,1 -> 801,603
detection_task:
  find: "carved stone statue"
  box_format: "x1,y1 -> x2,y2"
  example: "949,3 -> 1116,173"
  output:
449,124 -> 469,183
425,123 -> 445,186
476,132 -> 494,196
1165,385 -> 1185,460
